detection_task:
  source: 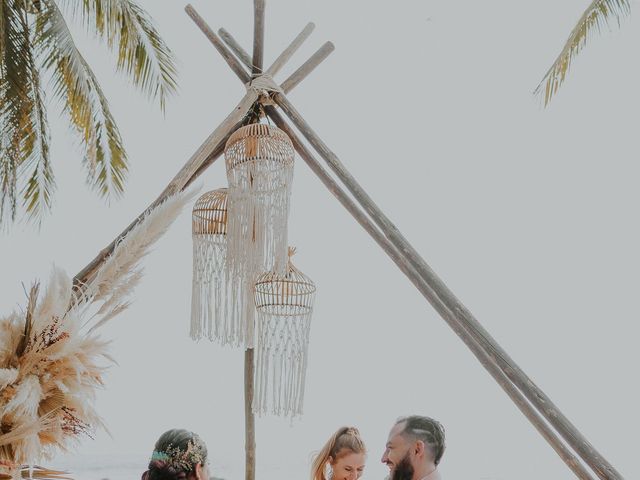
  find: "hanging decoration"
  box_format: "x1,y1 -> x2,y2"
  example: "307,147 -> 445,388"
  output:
224,123 -> 295,348
253,248 -> 316,417
224,123 -> 295,280
191,188 -> 244,346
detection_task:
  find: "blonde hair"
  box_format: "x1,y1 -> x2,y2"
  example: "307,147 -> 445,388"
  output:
311,427 -> 366,480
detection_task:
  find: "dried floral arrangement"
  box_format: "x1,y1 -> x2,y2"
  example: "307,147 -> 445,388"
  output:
0,191 -> 195,479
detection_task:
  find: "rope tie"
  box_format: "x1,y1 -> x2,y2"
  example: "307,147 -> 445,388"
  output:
246,74 -> 283,104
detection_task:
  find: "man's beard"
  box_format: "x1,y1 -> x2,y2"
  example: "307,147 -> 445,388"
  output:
389,452 -> 414,480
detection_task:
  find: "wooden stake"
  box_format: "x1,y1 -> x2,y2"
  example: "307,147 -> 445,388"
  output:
244,348 -> 256,480
219,28 -> 254,70
266,22 -> 315,77
252,0 -> 265,75
73,90 -> 259,288
272,93 -> 623,480
245,3 -> 264,480
280,42 -> 335,94
185,5 -> 251,84
265,105 -> 597,480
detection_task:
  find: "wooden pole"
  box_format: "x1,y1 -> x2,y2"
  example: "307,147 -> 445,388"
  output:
280,42 -> 335,94
216,26 -> 334,98
252,0 -> 265,76
244,347 -> 256,480
73,90 -> 258,288
266,22 -> 315,77
185,5 -> 251,84
219,28 -> 254,70
245,3 -> 264,480
271,93 -> 623,480
265,106 -> 597,480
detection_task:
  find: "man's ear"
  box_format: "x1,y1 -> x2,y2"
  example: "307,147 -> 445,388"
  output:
195,462 -> 206,480
414,440 -> 425,458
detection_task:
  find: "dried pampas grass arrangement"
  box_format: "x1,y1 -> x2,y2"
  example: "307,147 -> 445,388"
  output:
0,191 -> 195,479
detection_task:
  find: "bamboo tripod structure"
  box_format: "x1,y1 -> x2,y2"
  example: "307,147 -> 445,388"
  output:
72,2 -> 625,480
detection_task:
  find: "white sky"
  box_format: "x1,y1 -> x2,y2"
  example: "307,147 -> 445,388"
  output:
1,1 -> 639,479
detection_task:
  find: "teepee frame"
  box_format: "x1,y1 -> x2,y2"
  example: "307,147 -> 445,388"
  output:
72,2 -> 624,480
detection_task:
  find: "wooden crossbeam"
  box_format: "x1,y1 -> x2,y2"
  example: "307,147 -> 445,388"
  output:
280,42 -> 334,94
73,91 -> 258,289
219,28 -> 254,70
266,22 -> 315,77
217,27 -> 334,95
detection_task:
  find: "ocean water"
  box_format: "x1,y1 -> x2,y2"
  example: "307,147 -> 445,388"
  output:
48,454 -> 238,480
45,453 -> 313,480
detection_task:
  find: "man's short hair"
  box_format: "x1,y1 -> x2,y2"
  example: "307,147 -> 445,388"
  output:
395,415 -> 446,466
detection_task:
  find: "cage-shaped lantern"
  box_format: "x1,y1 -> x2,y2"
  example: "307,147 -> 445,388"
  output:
224,123 -> 295,281
253,248 -> 316,417
191,188 -> 245,346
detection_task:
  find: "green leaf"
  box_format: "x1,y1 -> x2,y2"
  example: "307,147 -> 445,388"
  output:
0,0 -> 52,226
36,0 -> 128,199
60,0 -> 178,111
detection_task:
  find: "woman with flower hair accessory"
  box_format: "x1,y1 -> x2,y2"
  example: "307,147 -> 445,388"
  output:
142,429 -> 210,480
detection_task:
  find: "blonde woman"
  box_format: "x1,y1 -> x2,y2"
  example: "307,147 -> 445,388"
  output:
311,426 -> 367,480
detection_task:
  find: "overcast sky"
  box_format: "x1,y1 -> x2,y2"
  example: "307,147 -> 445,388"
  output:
1,1 -> 639,479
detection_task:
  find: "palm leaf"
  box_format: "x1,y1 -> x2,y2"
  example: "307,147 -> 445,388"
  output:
535,0 -> 631,106
60,0 -> 178,111
0,0 -> 51,225
35,0 -> 128,199
0,1 -> 5,63
19,7 -> 53,224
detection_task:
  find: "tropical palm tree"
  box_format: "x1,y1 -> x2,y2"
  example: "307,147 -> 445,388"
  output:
0,0 -> 177,226
535,0 -> 631,106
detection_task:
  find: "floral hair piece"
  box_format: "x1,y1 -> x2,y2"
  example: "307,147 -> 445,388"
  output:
151,439 -> 206,472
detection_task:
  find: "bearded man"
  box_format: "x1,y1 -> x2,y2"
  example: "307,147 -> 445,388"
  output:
381,416 -> 446,480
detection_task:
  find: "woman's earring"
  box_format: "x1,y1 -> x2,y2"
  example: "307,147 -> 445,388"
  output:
325,462 -> 333,480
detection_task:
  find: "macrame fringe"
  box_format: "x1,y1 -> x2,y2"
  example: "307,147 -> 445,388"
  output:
252,310 -> 313,417
191,235 -> 244,347
226,158 -> 293,280
226,149 -> 294,348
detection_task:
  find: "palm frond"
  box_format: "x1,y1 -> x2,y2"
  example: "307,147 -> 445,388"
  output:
535,0 -> 631,106
0,1 -> 5,63
0,0 -> 51,226
60,0 -> 178,111
19,6 -> 53,225
36,0 -> 128,199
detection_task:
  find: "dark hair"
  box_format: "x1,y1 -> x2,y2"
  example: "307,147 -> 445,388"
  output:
141,429 -> 208,480
396,416 -> 446,466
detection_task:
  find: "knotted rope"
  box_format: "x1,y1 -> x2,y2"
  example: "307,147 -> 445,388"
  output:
246,74 -> 283,104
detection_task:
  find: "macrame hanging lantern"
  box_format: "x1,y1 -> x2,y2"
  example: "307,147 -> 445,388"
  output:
224,123 -> 295,280
224,123 -> 295,348
253,248 -> 316,417
191,188 -> 244,346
